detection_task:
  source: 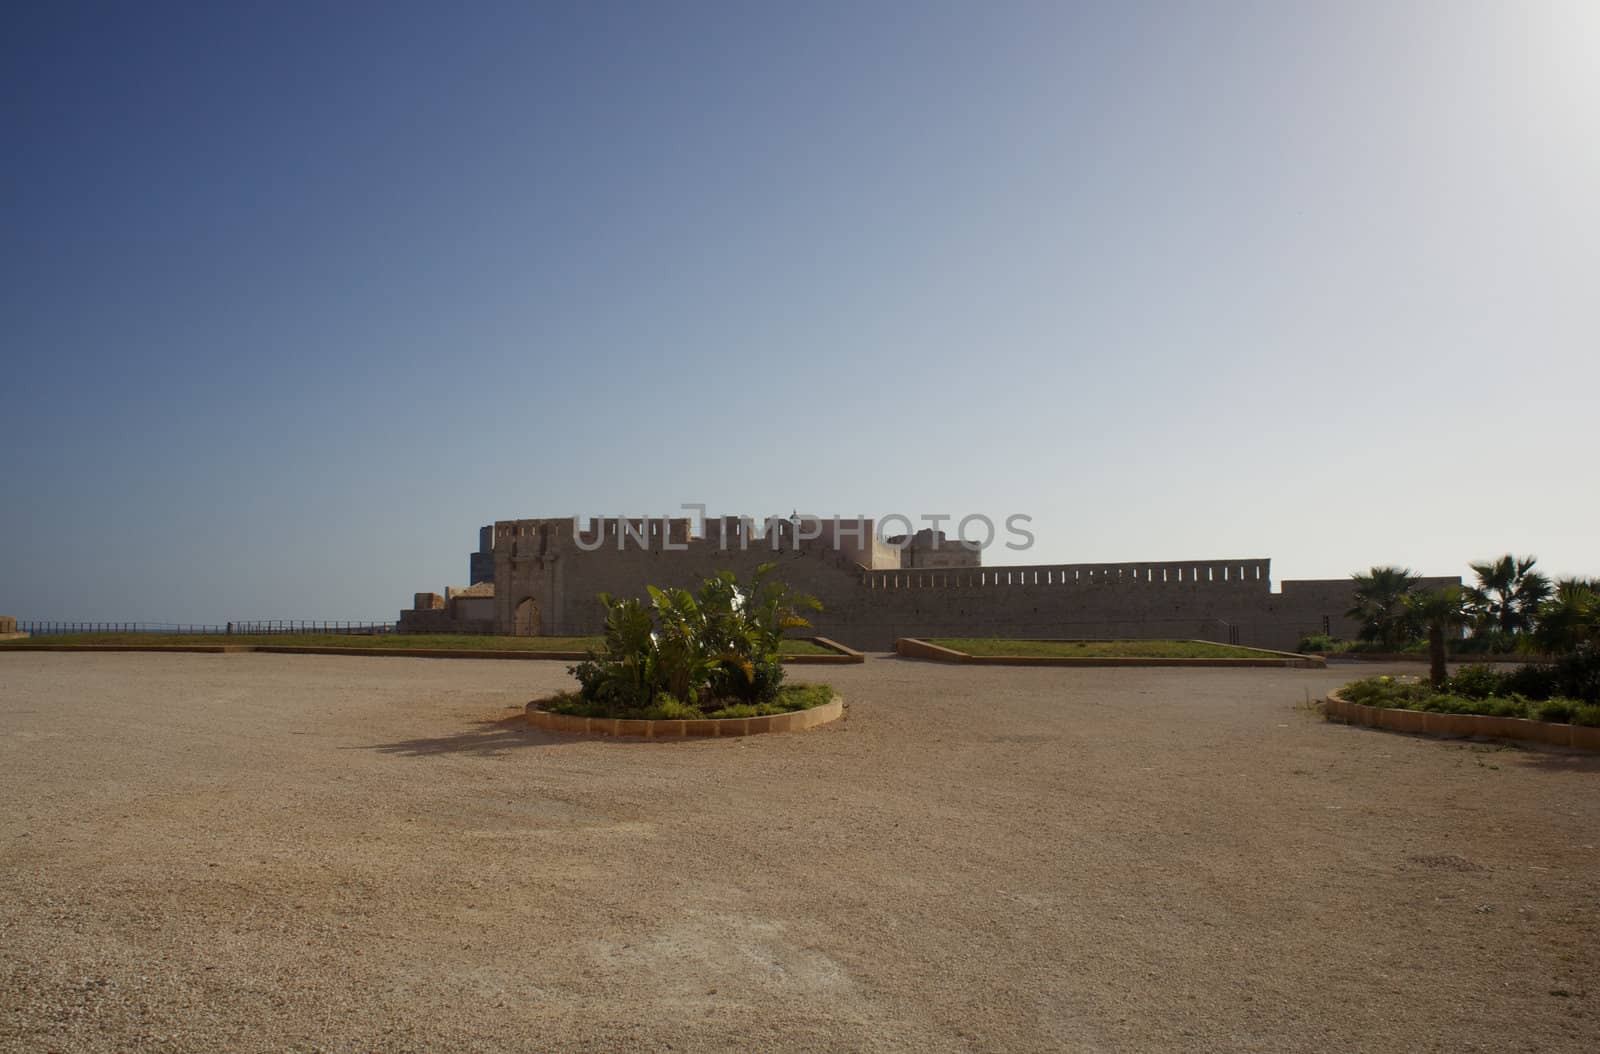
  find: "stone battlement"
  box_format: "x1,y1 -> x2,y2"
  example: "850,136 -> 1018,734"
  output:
859,558 -> 1271,590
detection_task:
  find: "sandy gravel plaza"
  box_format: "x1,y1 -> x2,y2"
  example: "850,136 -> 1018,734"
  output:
1,652 -> 1596,1052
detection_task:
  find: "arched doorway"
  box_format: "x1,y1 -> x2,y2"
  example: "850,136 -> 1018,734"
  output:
513,597 -> 541,637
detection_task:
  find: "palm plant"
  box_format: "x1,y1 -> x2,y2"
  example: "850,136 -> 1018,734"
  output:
1466,554 -> 1552,636
741,563 -> 822,655
1531,578 -> 1599,655
582,594 -> 663,709
646,585 -> 724,703
703,563 -> 821,703
1347,566 -> 1421,649
573,565 -> 823,713
1407,586 -> 1473,687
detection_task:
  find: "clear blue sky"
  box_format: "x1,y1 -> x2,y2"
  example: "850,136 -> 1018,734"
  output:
3,1 -> 1595,623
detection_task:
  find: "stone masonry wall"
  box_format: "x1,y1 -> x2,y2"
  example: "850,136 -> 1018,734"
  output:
473,517 -> 1461,652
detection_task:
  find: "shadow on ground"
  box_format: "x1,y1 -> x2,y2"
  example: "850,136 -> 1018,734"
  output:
1339,725 -> 1600,773
361,713 -> 573,758
361,712 -> 710,758
1507,748 -> 1600,773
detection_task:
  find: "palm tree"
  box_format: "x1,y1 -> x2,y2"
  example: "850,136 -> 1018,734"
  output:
1347,566 -> 1422,649
1408,586 -> 1473,688
1531,578 -> 1599,655
1466,554 -> 1553,636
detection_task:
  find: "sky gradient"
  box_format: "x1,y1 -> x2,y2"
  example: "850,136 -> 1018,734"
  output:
3,1 -> 1596,624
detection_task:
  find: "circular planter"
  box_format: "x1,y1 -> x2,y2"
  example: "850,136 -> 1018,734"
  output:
526,694 -> 844,738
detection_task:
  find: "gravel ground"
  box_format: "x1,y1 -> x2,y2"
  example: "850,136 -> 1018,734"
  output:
1,653 -> 1596,1053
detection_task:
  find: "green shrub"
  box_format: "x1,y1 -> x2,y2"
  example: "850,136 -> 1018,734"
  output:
703,702 -> 763,719
1572,704 -> 1600,728
1536,699 -> 1575,724
1552,645 -> 1600,705
1402,693 -> 1530,718
1500,662 -> 1556,701
541,683 -> 831,721
771,682 -> 833,711
709,656 -> 785,705
543,690 -> 607,718
1453,630 -> 1518,655
1335,677 -> 1581,722
701,685 -> 834,720
640,694 -> 703,720
1486,650 -> 1597,707
1481,696 -> 1531,718
1448,664 -> 1505,700
1339,676 -> 1430,708
559,565 -> 825,719
1417,693 -> 1474,714
1298,633 -> 1349,654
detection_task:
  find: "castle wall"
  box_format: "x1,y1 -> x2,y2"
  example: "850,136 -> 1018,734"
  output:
450,596 -> 495,622
456,517 -> 1464,652
830,560 -> 1276,649
487,522 -> 1296,649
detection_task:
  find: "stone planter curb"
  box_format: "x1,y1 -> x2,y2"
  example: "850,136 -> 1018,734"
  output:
1324,692 -> 1599,753
526,695 -> 845,738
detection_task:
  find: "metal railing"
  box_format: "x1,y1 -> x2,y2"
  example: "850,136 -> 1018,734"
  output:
15,620 -> 398,637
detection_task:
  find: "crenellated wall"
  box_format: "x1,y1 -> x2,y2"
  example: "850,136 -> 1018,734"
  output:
821,559 -> 1275,649
857,558 -> 1271,590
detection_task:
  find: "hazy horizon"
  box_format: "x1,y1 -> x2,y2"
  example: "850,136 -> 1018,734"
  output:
4,2 -> 1596,624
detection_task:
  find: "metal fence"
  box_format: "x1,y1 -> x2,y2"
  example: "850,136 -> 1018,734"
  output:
15,620 -> 398,637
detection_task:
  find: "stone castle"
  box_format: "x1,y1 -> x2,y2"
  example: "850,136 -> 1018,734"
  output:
398,516 -> 1457,652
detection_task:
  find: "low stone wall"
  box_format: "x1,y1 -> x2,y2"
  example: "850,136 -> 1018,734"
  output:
395,607 -> 496,635
895,638 -> 1325,669
781,637 -> 866,665
896,638 -> 970,663
1324,693 -> 1600,751
526,696 -> 845,738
